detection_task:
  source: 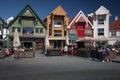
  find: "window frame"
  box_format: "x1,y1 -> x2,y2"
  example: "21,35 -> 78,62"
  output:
23,27 -> 34,34
98,28 -> 104,36
54,30 -> 62,37
40,28 -> 43,33
111,31 -> 116,37
54,20 -> 62,27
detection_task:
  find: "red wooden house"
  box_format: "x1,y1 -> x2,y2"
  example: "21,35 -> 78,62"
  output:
68,11 -> 93,48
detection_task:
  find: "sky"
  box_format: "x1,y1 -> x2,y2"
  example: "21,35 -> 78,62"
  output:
0,0 -> 120,24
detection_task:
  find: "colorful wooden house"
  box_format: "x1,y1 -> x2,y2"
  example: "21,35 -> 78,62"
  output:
109,16 -> 120,46
68,10 -> 93,48
0,17 -> 7,47
44,5 -> 69,49
8,5 -> 47,50
91,6 -> 111,47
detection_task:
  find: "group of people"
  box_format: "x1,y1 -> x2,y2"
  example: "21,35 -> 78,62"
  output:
60,45 -> 74,55
2,47 -> 15,57
62,45 -> 114,63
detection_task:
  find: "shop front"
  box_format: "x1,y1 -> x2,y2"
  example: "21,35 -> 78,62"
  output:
49,40 -> 65,49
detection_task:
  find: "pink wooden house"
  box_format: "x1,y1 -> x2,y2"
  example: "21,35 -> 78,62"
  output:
68,11 -> 93,48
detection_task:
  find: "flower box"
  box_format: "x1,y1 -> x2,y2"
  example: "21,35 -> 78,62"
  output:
14,51 -> 25,58
24,51 -> 34,58
109,51 -> 117,59
0,51 -> 5,59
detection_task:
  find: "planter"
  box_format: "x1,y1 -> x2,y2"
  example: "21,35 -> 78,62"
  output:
0,53 -> 5,59
0,50 -> 5,59
24,51 -> 34,58
109,51 -> 117,59
14,51 -> 25,58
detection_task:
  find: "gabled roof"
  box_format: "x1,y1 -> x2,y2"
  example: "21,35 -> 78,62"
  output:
0,17 -> 7,28
68,10 -> 93,28
44,5 -> 67,19
110,19 -> 120,30
95,6 -> 110,15
0,17 -> 7,25
51,5 -> 67,16
8,4 -> 47,29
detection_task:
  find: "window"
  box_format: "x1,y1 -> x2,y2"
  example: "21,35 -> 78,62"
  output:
35,21 -> 38,25
54,20 -> 62,27
17,27 -> 21,32
12,27 -> 21,33
23,27 -> 33,34
40,28 -> 43,33
97,15 -> 106,25
35,28 -> 39,33
64,26 -> 67,36
85,30 -> 92,36
12,27 -> 16,32
54,30 -> 62,37
111,31 -> 116,37
35,28 -> 43,33
69,30 -> 76,34
98,19 -> 104,24
98,28 -> 104,36
49,24 -> 52,36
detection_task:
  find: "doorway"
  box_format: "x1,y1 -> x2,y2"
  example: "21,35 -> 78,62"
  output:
24,42 -> 32,48
77,42 -> 85,48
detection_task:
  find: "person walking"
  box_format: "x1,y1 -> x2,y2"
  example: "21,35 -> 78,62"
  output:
102,47 -> 111,63
64,45 -> 68,55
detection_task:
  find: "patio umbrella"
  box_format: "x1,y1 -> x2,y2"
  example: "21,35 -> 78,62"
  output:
45,35 -> 50,49
77,37 -> 93,42
66,35 -> 69,45
13,28 -> 21,47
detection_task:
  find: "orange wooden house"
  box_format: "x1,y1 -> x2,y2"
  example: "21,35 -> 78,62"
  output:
44,5 -> 69,49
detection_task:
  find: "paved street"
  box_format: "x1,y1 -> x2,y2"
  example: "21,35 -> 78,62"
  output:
0,51 -> 120,80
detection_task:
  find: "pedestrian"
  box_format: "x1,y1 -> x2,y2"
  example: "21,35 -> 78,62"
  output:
102,47 -> 111,63
64,45 -> 68,55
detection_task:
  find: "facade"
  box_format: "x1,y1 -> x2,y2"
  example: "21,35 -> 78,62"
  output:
91,6 -> 111,47
68,11 -> 93,48
44,5 -> 69,49
8,5 -> 47,50
0,17 -> 7,47
109,16 -> 120,46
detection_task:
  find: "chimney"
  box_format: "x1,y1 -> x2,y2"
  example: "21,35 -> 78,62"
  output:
115,16 -> 118,21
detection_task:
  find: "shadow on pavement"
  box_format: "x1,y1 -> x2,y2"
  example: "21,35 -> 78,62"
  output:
112,60 -> 120,63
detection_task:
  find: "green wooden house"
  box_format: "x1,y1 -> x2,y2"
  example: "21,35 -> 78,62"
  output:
8,4 -> 47,50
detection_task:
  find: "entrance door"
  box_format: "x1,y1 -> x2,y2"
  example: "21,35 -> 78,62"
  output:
54,40 -> 61,48
36,42 -> 43,49
53,40 -> 65,49
24,42 -> 32,48
77,42 -> 84,48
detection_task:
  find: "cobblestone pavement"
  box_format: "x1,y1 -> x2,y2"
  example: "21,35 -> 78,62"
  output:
0,51 -> 120,80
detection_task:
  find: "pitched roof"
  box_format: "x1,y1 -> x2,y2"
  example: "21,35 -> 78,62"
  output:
8,4 -> 47,29
110,19 -> 120,30
0,17 -> 7,25
51,5 -> 67,16
44,5 -> 67,19
95,6 -> 110,15
0,17 -> 7,28
68,10 -> 93,28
